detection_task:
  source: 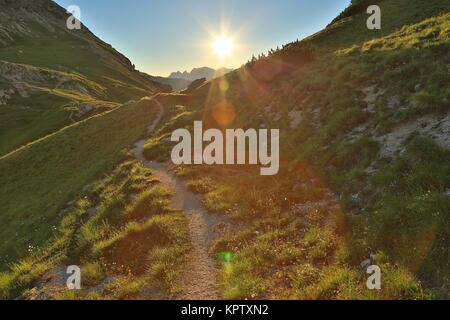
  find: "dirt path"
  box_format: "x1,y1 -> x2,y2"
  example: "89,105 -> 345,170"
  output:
134,102 -> 220,300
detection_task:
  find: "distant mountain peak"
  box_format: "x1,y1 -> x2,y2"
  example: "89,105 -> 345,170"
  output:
169,67 -> 233,81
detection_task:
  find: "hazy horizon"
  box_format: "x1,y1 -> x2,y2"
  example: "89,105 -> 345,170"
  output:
54,0 -> 350,77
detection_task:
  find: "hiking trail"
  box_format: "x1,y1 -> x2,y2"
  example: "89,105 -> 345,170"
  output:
134,101 -> 220,300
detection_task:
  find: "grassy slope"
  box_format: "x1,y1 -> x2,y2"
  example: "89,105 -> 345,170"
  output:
145,0 -> 450,299
0,20 -> 160,99
0,4 -> 167,156
0,92 -> 72,155
0,98 -> 160,270
0,1 -> 180,298
282,0 -> 450,52
0,64 -> 121,156
0,160 -> 189,300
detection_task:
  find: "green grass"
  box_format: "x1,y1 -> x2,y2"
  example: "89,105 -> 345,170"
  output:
124,186 -> 172,222
0,98 -> 159,271
0,91 -> 72,155
291,0 -> 450,52
163,0 -> 450,300
0,14 -> 165,156
365,136 -> 450,296
360,12 -> 450,51
0,159 -> 189,299
1,0 -> 449,300
0,21 -> 158,97
175,161 -> 438,299
142,106 -> 201,161
0,84 -> 119,157
186,177 -> 215,194
142,135 -> 173,161
81,262 -> 106,287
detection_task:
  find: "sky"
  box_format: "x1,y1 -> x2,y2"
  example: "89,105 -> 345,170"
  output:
54,0 -> 351,77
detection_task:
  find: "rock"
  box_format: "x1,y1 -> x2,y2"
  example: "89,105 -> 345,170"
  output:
361,254 -> 377,270
289,110 -> 303,129
362,85 -> 385,113
360,259 -> 372,270
86,206 -> 98,218
375,113 -> 450,158
0,60 -> 98,101
74,102 -> 110,119
0,88 -> 12,105
387,96 -> 401,109
273,112 -> 282,122
79,103 -> 95,114
264,106 -> 273,113
292,183 -> 304,192
365,165 -> 377,175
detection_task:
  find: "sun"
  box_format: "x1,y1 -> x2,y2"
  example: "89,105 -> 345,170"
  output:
213,36 -> 234,59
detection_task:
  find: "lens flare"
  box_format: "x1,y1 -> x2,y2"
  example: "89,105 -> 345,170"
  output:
212,101 -> 236,128
213,36 -> 234,59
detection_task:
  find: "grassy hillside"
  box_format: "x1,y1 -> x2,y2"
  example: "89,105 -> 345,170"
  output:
0,92 -> 72,155
0,158 -> 189,300
0,98 -> 160,270
0,0 -> 168,156
144,0 -> 450,299
283,0 -> 449,53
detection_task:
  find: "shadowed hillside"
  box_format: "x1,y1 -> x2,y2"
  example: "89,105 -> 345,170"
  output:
144,0 -> 450,299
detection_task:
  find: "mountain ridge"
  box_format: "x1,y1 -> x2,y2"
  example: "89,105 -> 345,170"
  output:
169,66 -> 233,81
0,0 -> 168,155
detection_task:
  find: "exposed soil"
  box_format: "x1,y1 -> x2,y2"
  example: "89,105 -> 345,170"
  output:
134,102 -> 221,300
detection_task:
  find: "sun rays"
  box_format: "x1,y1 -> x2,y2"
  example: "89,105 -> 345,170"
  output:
212,35 -> 235,59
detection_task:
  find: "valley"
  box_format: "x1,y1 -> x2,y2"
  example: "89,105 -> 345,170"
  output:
0,0 -> 448,301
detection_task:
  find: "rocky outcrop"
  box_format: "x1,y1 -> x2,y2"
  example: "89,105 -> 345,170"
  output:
0,60 -> 105,101
0,87 -> 14,105
0,0 -> 65,46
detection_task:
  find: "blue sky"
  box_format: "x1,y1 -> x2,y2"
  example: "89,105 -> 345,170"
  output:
54,0 -> 350,76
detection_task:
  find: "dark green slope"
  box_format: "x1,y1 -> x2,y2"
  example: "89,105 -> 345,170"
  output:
0,97 -> 160,272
